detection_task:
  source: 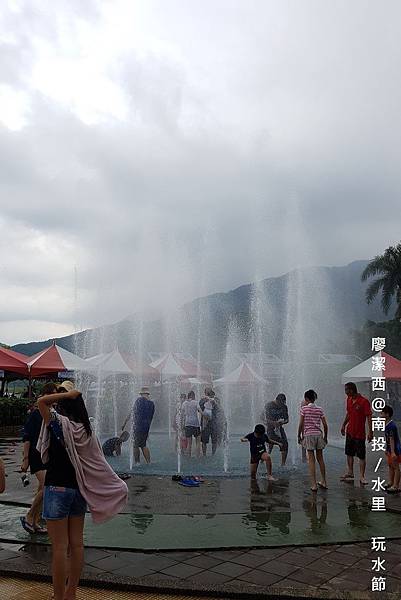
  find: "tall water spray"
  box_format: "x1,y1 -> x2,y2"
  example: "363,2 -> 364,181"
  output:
249,280 -> 271,427
220,321 -> 242,472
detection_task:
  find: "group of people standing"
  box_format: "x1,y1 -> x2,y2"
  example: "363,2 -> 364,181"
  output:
173,387 -> 227,458
242,382 -> 401,494
104,385 -> 228,464
1,377 -> 399,599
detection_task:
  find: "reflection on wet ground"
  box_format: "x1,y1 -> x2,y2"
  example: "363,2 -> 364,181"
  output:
1,436 -> 401,550
1,500 -> 400,550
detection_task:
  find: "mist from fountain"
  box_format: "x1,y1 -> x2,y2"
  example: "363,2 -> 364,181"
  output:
276,193 -> 343,464
70,192 -> 345,476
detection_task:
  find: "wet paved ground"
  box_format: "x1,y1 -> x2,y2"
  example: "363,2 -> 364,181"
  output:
3,437 -> 400,517
1,437 -> 401,598
0,576 -> 223,599
1,539 -> 401,597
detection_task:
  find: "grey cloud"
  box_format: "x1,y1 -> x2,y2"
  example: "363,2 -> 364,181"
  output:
0,0 -> 401,344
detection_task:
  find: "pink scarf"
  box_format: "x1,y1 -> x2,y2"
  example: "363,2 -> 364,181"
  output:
37,413 -> 128,524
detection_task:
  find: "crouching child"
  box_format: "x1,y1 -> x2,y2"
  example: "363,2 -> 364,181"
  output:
241,424 -> 282,480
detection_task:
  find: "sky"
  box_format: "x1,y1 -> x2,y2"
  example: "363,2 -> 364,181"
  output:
1,0 -> 401,345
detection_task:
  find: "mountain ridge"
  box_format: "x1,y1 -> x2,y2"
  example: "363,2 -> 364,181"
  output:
11,259 -> 388,360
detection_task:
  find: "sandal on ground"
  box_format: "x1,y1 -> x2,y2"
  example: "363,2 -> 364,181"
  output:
318,482 -> 328,490
20,516 -> 35,535
179,478 -> 200,487
386,487 -> 400,494
34,524 -> 48,534
310,487 -> 318,492
360,479 -> 369,485
340,473 -> 354,481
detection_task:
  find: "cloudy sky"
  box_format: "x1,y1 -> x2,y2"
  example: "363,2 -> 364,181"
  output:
1,0 -> 400,345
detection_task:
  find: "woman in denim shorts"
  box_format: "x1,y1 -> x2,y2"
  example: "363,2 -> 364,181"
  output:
38,382 -> 90,600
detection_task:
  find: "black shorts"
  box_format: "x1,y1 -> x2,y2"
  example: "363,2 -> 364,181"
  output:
201,424 -> 211,444
250,453 -> 266,464
185,426 -> 200,438
201,423 -> 220,444
29,449 -> 46,475
134,431 -> 149,448
345,435 -> 366,460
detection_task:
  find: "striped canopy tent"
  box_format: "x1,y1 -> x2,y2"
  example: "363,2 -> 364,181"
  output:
214,361 -> 268,385
0,347 -> 29,376
150,353 -> 211,381
0,347 -> 29,395
341,351 -> 401,383
85,349 -> 133,376
184,377 -> 210,386
120,353 -> 159,381
27,342 -> 88,378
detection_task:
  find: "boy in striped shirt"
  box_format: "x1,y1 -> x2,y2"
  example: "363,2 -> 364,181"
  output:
297,389 -> 328,492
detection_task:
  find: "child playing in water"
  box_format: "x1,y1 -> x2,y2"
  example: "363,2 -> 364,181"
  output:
382,405 -> 401,494
241,424 -> 282,480
298,389 -> 328,492
102,430 -> 130,457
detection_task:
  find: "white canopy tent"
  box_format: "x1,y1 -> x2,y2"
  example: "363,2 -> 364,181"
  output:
150,353 -> 188,378
85,349 -> 133,375
214,361 -> 268,385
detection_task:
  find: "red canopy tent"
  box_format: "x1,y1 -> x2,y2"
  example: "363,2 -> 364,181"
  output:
0,343 -> 87,398
120,353 -> 159,382
150,353 -> 211,381
342,351 -> 401,382
0,347 -> 29,395
0,347 -> 29,376
27,343 -> 88,378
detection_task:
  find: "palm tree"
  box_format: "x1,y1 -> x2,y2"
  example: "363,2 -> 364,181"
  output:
361,244 -> 401,319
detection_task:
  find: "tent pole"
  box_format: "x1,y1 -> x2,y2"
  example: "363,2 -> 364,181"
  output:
28,366 -> 32,401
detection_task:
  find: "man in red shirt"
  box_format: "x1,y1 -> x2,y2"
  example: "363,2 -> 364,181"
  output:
340,382 -> 373,485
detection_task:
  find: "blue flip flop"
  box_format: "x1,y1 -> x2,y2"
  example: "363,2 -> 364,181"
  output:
20,516 -> 35,534
179,478 -> 200,487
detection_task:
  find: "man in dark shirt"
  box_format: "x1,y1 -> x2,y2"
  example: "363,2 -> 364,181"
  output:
122,387 -> 155,464
264,393 -> 289,466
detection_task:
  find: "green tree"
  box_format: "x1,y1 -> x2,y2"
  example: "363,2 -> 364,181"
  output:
361,243 -> 401,319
